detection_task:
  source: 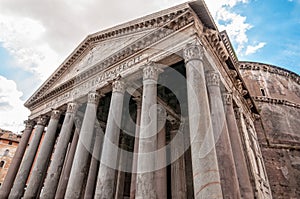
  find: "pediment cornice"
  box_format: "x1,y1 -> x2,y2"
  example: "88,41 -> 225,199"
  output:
25,6 -> 195,109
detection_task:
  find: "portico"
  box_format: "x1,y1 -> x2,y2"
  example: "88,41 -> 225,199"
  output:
0,1 -> 272,199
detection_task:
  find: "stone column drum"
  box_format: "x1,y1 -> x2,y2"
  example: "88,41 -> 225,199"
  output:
65,91 -> 101,199
55,118 -> 82,199
130,98 -> 142,199
23,110 -> 61,198
40,103 -> 78,199
8,115 -> 48,199
84,124 -> 104,199
170,121 -> 187,199
135,63 -> 162,199
206,71 -> 241,199
183,43 -> 223,198
0,120 -> 35,198
223,93 -> 254,199
155,106 -> 167,199
94,80 -> 125,199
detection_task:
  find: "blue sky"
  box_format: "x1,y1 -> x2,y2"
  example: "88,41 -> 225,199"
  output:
0,0 -> 299,132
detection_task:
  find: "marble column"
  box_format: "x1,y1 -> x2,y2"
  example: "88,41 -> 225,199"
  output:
130,98 -> 142,199
155,106 -> 167,199
223,93 -> 254,199
183,43 -> 223,198
94,80 -> 125,199
23,110 -> 61,198
170,121 -> 186,199
65,91 -> 101,199
55,118 -> 82,199
136,63 -> 161,199
206,71 -> 241,199
8,115 -> 48,199
84,124 -> 104,199
40,103 -> 77,199
0,120 -> 35,198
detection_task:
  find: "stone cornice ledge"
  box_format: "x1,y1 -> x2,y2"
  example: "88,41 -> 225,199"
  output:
254,96 -> 300,109
25,10 -> 194,109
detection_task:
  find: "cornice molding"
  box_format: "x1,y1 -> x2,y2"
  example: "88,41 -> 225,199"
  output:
25,9 -> 194,109
254,96 -> 300,109
239,61 -> 300,85
25,6 -> 192,108
204,28 -> 229,62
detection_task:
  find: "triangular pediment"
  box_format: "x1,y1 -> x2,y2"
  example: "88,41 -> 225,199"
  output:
50,29 -> 153,90
25,0 -> 218,109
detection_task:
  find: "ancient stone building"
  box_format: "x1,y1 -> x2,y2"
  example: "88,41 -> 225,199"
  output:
0,1 -> 299,198
0,131 -> 21,187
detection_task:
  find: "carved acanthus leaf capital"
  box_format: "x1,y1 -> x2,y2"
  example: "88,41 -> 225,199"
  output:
206,71 -> 220,87
24,119 -> 36,130
112,80 -> 125,93
51,110 -> 61,120
66,102 -> 78,114
37,115 -> 48,126
88,91 -> 101,104
183,43 -> 204,62
142,62 -> 163,82
223,93 -> 233,105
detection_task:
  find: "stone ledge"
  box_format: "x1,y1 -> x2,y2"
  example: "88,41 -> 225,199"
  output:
254,96 -> 300,109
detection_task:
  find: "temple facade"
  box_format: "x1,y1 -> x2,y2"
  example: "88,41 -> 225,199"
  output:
0,1 -> 299,198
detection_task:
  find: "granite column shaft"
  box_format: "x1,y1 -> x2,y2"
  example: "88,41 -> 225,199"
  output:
0,120 -> 35,198
94,80 -> 125,199
65,91 -> 101,199
184,43 -> 223,198
40,103 -> 77,199
23,110 -> 61,198
8,116 -> 48,199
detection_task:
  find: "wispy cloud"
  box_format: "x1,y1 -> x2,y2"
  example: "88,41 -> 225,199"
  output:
245,42 -> 266,55
0,75 -> 30,132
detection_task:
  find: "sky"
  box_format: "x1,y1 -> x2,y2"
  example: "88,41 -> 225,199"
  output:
0,0 -> 299,133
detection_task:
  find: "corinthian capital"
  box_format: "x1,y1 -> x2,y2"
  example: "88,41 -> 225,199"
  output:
87,91 -> 101,104
66,102 -> 78,114
112,80 -> 125,93
206,71 -> 220,87
24,119 -> 36,130
183,43 -> 204,62
37,115 -> 48,126
51,110 -> 61,120
223,92 -> 233,105
142,62 -> 163,82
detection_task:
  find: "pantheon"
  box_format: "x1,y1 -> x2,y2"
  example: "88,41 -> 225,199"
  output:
0,0 -> 299,198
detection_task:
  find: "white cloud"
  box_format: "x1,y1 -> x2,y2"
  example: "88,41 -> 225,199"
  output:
245,42 -> 266,55
0,76 -> 30,133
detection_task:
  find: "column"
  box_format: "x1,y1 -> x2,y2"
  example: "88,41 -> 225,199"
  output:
206,71 -> 241,198
155,106 -> 167,199
23,110 -> 61,198
65,91 -> 101,199
40,103 -> 77,199
135,63 -> 161,199
183,43 -> 223,198
115,135 -> 129,199
223,93 -> 254,199
130,98 -> 142,199
0,120 -> 35,198
170,121 -> 186,199
84,124 -> 104,199
94,80 -> 125,199
8,115 -> 48,199
55,117 -> 82,199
